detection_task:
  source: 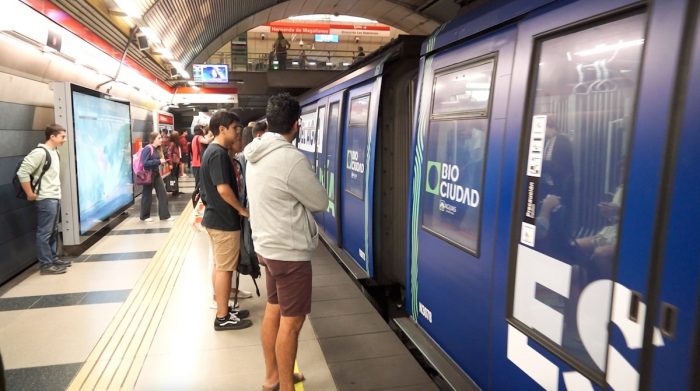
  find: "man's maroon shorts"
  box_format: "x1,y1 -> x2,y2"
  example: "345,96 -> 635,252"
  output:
259,255 -> 312,317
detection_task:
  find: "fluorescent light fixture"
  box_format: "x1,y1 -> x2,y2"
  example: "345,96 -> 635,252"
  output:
326,62 -> 333,66
574,39 -> 644,57
289,14 -> 377,23
155,47 -> 173,59
292,61 -> 299,65
180,70 -> 190,79
138,27 -> 160,45
342,62 -> 351,66
308,61 -> 317,66
113,0 -> 142,19
187,81 -> 195,86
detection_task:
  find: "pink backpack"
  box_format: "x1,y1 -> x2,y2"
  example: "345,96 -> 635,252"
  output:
132,145 -> 154,185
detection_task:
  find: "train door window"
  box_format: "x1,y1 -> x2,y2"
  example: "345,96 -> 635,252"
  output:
316,106 -> 327,176
421,58 -> 495,255
326,102 -> 341,206
344,94 -> 370,199
299,109 -> 317,170
509,12 -> 646,379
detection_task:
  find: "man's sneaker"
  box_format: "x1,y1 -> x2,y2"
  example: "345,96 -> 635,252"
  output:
214,313 -> 253,331
232,289 -> 253,299
40,265 -> 66,275
141,217 -> 153,222
53,259 -> 72,267
162,216 -> 176,222
209,299 -> 238,310
228,306 -> 250,319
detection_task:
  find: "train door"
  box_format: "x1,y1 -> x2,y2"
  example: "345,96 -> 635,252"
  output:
340,82 -> 380,276
317,92 -> 344,245
498,1 -> 693,389
298,105 -> 317,171
646,3 -> 700,389
407,27 -> 517,384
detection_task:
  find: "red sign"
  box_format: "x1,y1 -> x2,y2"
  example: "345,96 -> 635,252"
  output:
265,21 -> 391,35
158,113 -> 174,125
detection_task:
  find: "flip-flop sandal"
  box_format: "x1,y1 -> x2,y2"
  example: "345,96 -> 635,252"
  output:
260,373 -> 306,391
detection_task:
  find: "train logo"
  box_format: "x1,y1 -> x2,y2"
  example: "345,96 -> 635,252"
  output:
425,160 -> 480,208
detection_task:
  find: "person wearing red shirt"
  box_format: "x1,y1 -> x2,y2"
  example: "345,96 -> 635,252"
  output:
191,125 -> 213,190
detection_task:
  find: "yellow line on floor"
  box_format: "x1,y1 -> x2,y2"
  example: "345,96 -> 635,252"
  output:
67,204 -> 195,390
295,361 -> 304,391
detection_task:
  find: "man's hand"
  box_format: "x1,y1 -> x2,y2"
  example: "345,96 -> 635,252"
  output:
27,192 -> 38,201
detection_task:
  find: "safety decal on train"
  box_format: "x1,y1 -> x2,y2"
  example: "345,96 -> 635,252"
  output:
346,149 -> 366,178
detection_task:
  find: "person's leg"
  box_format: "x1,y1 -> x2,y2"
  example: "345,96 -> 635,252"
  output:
276,315 -> 305,391
49,199 -> 60,261
262,302 -> 281,389
193,166 -> 200,189
270,260 -> 312,391
140,182 -> 153,220
153,174 -> 170,219
35,199 -> 58,267
262,257 -> 281,388
214,270 -> 233,317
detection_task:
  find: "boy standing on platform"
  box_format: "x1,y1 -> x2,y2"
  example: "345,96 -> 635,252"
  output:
16,124 -> 69,275
200,110 -> 251,331
245,94 -> 328,391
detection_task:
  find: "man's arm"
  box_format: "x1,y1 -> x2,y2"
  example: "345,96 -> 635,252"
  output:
287,158 -> 329,212
16,149 -> 44,201
216,184 -> 249,217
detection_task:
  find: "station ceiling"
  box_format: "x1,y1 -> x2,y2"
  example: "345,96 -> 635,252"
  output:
50,0 -> 466,86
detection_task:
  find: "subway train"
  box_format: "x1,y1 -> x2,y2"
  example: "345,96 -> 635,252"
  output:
293,0 -> 700,389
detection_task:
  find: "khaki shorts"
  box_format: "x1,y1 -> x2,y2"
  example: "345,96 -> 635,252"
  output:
206,228 -> 240,272
259,255 -> 312,317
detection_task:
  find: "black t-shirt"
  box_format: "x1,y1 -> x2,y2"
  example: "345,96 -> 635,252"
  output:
200,143 -> 241,231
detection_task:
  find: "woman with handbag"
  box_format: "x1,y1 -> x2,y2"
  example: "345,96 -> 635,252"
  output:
167,131 -> 182,195
140,131 -> 174,222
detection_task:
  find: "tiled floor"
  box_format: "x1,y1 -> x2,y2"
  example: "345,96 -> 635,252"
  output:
0,175 -> 437,390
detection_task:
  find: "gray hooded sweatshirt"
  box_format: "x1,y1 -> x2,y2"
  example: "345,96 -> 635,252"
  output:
244,132 -> 329,261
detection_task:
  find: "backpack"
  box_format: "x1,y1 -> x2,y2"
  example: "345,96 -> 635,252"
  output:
12,147 -> 51,200
233,158 -> 261,304
132,145 -> 154,185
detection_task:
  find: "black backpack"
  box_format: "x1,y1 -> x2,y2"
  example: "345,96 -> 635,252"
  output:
13,147 -> 51,199
233,158 -> 261,304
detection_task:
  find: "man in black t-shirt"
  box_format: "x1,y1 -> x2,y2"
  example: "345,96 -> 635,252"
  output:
200,110 -> 252,331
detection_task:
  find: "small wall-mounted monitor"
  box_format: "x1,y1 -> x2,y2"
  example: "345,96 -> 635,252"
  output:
192,64 -> 229,83
315,34 -> 339,43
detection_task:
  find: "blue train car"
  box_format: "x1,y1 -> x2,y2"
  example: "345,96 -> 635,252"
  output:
399,0 -> 700,390
298,36 -> 422,291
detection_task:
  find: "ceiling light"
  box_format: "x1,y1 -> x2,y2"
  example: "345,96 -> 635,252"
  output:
113,0 -> 142,19
574,39 -> 644,57
138,27 -> 160,45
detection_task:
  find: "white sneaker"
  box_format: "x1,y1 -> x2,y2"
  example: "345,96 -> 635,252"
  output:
141,217 -> 153,222
210,300 -> 239,309
164,216 -> 176,222
232,289 -> 253,299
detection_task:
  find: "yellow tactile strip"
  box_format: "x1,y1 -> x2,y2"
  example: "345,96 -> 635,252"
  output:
67,204 -> 195,390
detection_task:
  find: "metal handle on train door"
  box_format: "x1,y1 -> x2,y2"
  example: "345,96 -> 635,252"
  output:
629,291 -> 642,322
659,302 -> 678,338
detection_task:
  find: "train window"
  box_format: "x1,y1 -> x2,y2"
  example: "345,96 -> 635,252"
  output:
345,95 -> 371,199
431,60 -> 494,117
349,95 -> 370,126
298,110 -> 317,169
420,59 -> 495,255
326,102 -> 341,206
509,12 -> 646,379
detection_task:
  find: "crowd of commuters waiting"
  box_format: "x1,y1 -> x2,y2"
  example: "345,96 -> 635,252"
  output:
15,93 -> 328,391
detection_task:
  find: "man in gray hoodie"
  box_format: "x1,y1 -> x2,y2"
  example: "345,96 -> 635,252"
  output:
245,93 -> 328,391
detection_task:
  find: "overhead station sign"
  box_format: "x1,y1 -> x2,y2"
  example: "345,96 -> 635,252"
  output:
251,22 -> 391,37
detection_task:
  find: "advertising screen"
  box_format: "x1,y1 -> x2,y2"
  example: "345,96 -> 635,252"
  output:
71,87 -> 133,234
315,34 -> 339,43
193,64 -> 229,83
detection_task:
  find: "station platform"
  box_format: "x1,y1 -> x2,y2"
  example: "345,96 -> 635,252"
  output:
0,176 -> 437,391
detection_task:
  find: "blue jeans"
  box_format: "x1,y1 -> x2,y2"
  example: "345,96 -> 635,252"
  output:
36,198 -> 60,266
